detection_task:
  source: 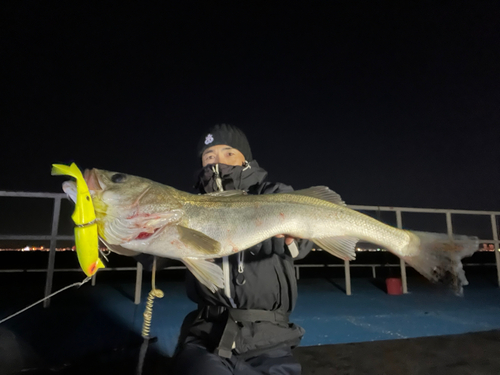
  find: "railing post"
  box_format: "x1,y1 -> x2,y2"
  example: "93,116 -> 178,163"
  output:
445,212 -> 453,240
491,214 -> 500,288
344,260 -> 351,295
396,210 -> 408,294
44,197 -> 61,308
135,262 -> 143,304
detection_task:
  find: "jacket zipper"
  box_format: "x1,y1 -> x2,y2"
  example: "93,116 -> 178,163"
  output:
212,164 -> 237,308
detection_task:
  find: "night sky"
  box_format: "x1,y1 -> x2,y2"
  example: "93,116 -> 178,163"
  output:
2,2 -> 500,211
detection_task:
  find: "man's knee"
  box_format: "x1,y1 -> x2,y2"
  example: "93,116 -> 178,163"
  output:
172,343 -> 232,375
244,347 -> 302,375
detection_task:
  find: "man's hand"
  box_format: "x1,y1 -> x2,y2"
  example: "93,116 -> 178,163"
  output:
248,235 -> 301,256
275,234 -> 296,246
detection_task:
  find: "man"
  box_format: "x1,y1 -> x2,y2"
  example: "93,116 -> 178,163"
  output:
171,124 -> 313,375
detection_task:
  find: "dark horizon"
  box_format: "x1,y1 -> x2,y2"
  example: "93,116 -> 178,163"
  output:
2,2 -> 499,212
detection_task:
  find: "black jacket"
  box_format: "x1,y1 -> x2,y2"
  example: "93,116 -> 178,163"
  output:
180,160 -> 313,357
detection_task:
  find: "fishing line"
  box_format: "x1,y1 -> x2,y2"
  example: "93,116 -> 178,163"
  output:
0,276 -> 91,325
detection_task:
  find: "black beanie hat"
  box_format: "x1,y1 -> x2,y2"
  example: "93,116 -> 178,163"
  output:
198,124 -> 253,161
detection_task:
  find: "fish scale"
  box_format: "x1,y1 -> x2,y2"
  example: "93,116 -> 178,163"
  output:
59,168 -> 480,294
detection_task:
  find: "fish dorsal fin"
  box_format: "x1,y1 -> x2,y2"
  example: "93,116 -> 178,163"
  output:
177,225 -> 221,254
290,186 -> 346,206
181,258 -> 224,292
206,190 -> 247,197
312,236 -> 358,260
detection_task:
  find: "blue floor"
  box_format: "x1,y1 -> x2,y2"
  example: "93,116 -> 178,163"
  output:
293,276 -> 500,346
2,273 -> 500,363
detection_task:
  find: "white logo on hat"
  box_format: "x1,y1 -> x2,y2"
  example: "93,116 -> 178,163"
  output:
204,133 -> 214,145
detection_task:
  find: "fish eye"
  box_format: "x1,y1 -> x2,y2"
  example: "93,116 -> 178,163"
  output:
111,173 -> 127,183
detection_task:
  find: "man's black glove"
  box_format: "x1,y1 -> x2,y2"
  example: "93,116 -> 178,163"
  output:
248,237 -> 286,256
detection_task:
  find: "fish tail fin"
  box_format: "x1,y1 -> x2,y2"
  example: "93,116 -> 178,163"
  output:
402,231 -> 478,295
51,163 -> 83,180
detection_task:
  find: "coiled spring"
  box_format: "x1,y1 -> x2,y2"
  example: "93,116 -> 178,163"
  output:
140,256 -> 164,338
141,288 -> 164,338
138,256 -> 165,375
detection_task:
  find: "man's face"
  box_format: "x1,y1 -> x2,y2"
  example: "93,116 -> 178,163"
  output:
202,144 -> 246,167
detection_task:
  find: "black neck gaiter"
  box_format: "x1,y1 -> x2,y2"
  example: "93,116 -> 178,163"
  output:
195,160 -> 268,194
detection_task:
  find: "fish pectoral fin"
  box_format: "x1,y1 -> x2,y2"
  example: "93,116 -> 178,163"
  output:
206,190 -> 247,197
100,238 -> 140,257
312,236 -> 358,260
177,226 -> 222,255
289,186 -> 346,206
181,258 -> 223,292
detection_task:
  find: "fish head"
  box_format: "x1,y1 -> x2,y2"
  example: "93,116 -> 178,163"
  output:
84,168 -> 183,245
85,168 -> 155,208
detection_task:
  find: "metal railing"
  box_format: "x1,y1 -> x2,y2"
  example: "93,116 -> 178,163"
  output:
342,205 -> 500,295
1,191 -> 499,304
0,191 -> 70,307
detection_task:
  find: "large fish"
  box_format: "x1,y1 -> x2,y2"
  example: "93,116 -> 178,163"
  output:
62,168 -> 478,294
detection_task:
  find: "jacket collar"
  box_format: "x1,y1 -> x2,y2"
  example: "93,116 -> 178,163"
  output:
195,160 -> 268,193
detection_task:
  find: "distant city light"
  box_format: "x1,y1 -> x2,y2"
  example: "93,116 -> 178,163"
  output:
0,246 -> 81,252
0,244 -> 497,252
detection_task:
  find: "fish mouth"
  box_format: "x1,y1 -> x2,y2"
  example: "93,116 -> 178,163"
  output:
84,169 -> 104,192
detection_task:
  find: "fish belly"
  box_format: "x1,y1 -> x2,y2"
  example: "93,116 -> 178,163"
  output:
119,225 -> 211,259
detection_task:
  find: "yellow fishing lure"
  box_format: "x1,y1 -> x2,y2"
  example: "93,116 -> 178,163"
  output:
51,163 -> 105,276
